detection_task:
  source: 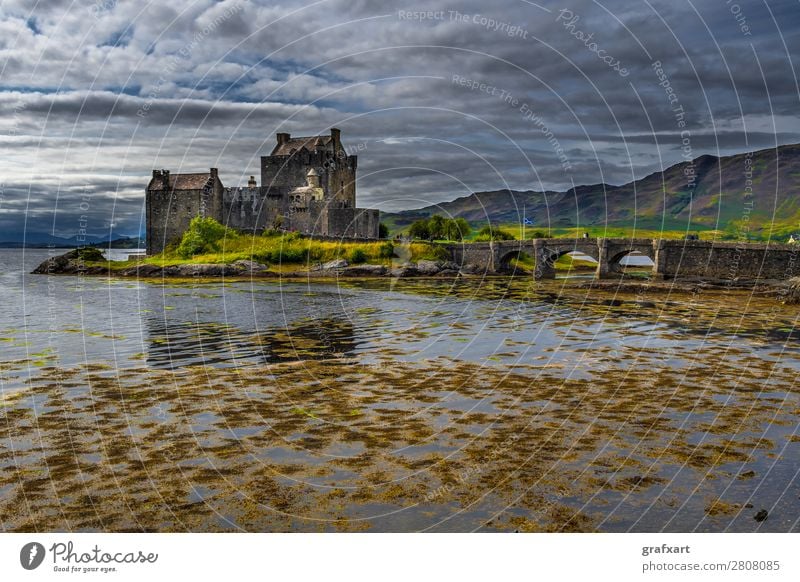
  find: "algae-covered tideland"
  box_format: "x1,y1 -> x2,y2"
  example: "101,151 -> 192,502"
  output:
3,249 -> 800,532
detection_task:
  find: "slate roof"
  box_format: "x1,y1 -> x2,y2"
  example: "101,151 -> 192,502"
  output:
271,135 -> 332,156
148,172 -> 216,191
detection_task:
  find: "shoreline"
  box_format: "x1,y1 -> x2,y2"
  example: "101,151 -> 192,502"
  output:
29,248 -> 800,301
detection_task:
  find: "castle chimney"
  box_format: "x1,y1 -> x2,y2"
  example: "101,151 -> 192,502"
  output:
248,175 -> 257,188
210,168 -> 218,180
277,132 -> 290,145
330,127 -> 340,149
152,170 -> 159,179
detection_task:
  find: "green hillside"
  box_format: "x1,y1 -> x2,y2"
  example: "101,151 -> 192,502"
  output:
382,144 -> 800,241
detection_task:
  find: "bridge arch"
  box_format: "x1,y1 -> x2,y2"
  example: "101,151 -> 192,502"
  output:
497,249 -> 536,272
608,249 -> 655,272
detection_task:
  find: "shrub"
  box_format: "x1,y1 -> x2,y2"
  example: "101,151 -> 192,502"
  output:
378,223 -> 389,239
378,241 -> 395,259
176,216 -> 236,258
349,248 -> 367,264
75,247 -> 106,262
254,246 -> 309,264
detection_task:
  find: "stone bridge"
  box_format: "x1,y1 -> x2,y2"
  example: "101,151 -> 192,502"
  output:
445,238 -> 800,281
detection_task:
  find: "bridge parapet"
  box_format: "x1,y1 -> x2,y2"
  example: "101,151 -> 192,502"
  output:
443,237 -> 800,281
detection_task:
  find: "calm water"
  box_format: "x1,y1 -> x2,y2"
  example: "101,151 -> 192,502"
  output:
1,249 -> 799,532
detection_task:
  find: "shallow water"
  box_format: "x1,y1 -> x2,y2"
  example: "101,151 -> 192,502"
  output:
1,249 -> 799,532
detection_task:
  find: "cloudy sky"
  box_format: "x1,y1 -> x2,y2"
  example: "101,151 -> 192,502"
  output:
1,0 -> 799,240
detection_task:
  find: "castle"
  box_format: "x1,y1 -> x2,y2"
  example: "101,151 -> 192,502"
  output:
146,129 -> 380,254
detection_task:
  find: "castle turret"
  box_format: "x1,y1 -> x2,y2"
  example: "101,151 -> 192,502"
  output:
248,175 -> 257,188
306,168 -> 319,188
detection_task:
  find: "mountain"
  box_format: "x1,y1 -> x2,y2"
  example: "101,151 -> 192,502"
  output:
382,144 -> 800,237
0,233 -> 143,248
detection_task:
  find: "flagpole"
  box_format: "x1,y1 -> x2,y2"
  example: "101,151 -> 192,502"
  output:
522,201 -> 526,240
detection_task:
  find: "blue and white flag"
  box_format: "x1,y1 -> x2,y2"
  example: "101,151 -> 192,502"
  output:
523,217 -> 533,225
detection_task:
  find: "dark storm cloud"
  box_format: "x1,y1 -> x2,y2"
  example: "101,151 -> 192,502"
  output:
1,0 -> 798,236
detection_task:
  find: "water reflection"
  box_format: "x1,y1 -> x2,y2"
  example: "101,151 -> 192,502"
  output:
144,316 -> 359,368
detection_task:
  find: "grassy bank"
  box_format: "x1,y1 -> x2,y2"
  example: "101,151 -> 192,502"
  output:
89,227 -> 449,272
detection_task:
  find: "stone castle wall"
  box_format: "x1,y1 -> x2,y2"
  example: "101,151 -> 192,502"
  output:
146,131 -> 378,254
146,171 -> 223,254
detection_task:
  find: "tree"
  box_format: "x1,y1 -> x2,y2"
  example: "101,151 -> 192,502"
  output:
408,219 -> 431,240
444,217 -> 471,240
378,222 -> 389,239
409,215 -> 471,241
428,215 -> 446,240
475,225 -> 515,241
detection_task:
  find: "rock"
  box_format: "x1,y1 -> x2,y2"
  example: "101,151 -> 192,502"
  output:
437,260 -> 460,271
436,269 -> 460,277
389,266 -> 419,278
31,257 -> 64,274
459,263 -> 483,275
174,263 -> 240,277
160,265 -> 181,276
754,509 -> 768,522
414,260 -> 441,275
321,258 -> 348,270
31,248 -> 106,275
342,265 -> 387,276
232,259 -> 269,273
784,277 -> 800,304
124,263 -> 162,277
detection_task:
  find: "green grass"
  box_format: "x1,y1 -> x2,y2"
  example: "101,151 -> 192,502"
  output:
495,224 -> 723,241
87,231 -> 449,272
388,215 -> 727,242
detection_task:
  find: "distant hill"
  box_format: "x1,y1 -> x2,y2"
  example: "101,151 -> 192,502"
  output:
382,144 -> 800,237
89,237 -> 145,249
0,234 -> 143,249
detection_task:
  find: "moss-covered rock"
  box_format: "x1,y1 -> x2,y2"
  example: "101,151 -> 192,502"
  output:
31,248 -> 106,274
